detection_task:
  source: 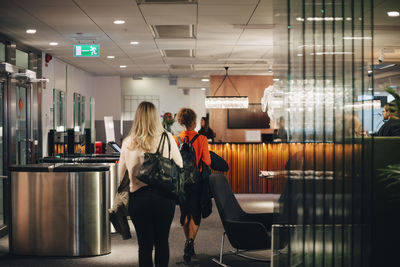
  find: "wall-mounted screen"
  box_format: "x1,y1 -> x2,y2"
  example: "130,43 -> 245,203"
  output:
227,103 -> 270,129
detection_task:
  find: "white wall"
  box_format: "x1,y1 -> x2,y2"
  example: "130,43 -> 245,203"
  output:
121,77 -> 206,134
41,54 -> 121,156
94,76 -> 121,120
66,64 -> 95,128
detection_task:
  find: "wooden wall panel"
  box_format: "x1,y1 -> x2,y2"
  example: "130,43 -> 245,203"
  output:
209,75 -> 274,142
210,143 -> 360,194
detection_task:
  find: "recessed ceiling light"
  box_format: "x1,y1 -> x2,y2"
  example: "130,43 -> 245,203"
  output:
113,20 -> 125,25
26,29 -> 36,34
201,88 -> 206,91
130,41 -> 139,45
107,56 -> 115,59
120,65 -> 127,68
49,42 -> 58,46
343,36 -> 372,40
201,78 -> 209,82
387,11 -> 400,17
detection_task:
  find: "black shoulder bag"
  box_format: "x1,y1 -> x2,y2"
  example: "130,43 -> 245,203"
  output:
137,132 -> 183,199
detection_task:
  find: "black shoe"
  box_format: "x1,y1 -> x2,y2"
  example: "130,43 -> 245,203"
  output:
188,239 -> 195,256
183,239 -> 195,263
183,253 -> 191,264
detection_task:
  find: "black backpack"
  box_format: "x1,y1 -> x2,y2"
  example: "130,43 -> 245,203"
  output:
177,134 -> 201,186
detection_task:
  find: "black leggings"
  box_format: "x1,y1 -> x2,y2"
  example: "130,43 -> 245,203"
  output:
129,186 -> 176,267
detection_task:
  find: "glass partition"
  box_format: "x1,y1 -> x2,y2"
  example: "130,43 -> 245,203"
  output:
272,0 -> 374,266
73,92 -> 85,133
81,95 -> 85,132
90,97 -> 95,142
53,89 -> 66,132
0,42 -> 5,62
0,82 -> 4,227
15,49 -> 28,69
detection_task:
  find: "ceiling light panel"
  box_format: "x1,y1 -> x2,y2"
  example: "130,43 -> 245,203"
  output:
163,49 -> 194,57
169,64 -> 193,70
139,3 -> 196,25
113,20 -> 125,24
138,0 -> 197,3
152,25 -> 194,38
155,38 -> 196,49
387,11 -> 400,17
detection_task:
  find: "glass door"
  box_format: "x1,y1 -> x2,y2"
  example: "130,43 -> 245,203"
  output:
0,81 -> 4,227
15,85 -> 27,165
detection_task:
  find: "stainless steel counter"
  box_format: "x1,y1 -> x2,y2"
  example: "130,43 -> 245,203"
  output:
10,164 -> 111,256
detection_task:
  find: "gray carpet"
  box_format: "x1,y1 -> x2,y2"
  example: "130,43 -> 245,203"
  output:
0,194 -> 279,267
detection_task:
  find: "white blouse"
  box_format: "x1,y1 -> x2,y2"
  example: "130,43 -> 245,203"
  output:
118,131 -> 183,193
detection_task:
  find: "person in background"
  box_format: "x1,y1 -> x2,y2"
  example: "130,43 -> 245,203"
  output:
345,114 -> 369,137
377,102 -> 400,136
174,109 -> 211,263
119,102 -> 183,267
273,116 -> 288,142
198,116 -> 216,143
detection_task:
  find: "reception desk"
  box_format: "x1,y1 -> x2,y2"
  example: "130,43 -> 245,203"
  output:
210,142 -> 360,194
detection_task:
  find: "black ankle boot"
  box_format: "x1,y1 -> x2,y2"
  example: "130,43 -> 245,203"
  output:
183,239 -> 195,263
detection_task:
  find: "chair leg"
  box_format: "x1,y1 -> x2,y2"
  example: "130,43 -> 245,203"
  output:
211,232 -> 230,267
229,248 -> 271,262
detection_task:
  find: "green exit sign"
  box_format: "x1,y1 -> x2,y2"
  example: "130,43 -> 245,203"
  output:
74,44 -> 100,57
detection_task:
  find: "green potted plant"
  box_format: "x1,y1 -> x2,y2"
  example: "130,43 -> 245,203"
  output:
384,86 -> 400,120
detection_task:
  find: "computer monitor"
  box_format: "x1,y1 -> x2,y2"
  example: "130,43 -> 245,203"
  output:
108,141 -> 121,153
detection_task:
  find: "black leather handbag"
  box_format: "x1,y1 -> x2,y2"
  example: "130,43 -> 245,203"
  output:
137,132 -> 183,199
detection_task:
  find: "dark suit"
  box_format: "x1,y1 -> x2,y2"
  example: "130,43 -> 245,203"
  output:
377,118 -> 400,136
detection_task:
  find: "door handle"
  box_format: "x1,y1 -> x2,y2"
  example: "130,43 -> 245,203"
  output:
0,175 -> 7,179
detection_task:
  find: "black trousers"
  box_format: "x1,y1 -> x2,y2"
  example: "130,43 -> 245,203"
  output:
129,186 -> 176,267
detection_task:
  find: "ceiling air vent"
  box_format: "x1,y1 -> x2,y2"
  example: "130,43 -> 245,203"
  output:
169,65 -> 193,70
163,49 -> 194,58
137,0 -> 196,3
152,25 -> 194,38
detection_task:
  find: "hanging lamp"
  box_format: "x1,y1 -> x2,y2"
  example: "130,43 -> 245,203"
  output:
205,67 -> 249,109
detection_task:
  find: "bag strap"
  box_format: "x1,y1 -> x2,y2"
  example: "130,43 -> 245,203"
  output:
177,136 -> 183,146
177,133 -> 199,147
189,134 -> 200,145
156,132 -> 171,158
164,132 -> 171,159
156,132 -> 165,153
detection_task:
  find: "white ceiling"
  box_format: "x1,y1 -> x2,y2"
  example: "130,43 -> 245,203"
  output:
0,0 -> 398,84
0,0 -> 275,77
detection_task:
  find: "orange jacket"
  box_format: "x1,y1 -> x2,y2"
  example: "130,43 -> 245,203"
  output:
174,130 -> 211,168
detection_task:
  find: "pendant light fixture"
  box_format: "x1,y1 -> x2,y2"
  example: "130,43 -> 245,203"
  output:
205,67 -> 249,109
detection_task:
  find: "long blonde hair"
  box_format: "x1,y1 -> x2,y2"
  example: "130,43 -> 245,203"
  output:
128,101 -> 164,151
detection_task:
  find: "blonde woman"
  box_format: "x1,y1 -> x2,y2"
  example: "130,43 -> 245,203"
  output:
118,101 -> 183,267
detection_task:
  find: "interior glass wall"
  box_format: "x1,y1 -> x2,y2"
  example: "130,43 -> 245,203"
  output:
272,0 -> 373,266
0,42 -> 5,62
0,82 -> 3,227
15,86 -> 28,165
15,49 -> 28,69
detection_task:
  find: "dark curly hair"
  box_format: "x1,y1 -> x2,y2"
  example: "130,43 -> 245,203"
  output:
177,108 -> 197,129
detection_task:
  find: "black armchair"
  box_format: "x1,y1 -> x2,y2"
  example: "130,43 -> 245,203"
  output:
209,173 -> 273,266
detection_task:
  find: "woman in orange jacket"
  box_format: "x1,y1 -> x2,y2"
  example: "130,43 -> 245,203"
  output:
174,108 -> 211,263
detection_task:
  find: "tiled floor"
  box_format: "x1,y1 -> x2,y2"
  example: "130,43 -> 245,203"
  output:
0,194 -> 278,267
